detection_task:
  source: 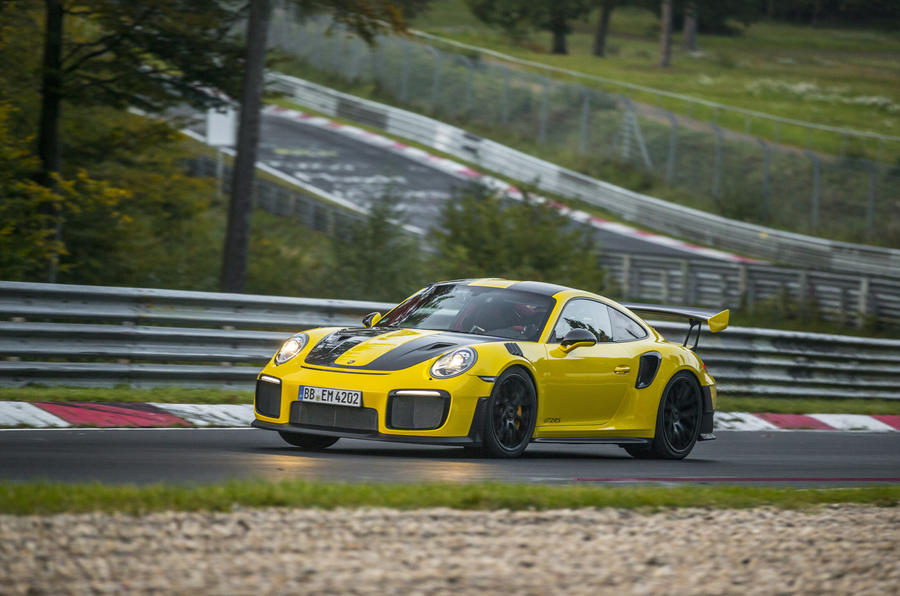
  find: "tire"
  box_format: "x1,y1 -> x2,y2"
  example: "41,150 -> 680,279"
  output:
625,371 -> 702,460
278,431 -> 339,450
481,367 -> 537,458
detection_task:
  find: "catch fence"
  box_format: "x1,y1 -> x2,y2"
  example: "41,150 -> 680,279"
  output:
268,15 -> 900,249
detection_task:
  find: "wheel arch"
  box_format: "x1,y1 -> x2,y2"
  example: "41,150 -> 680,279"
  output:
497,361 -> 539,405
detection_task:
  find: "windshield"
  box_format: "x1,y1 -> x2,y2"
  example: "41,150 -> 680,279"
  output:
377,283 -> 555,342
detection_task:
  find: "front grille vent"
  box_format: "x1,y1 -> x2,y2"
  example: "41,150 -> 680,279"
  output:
255,380 -> 282,418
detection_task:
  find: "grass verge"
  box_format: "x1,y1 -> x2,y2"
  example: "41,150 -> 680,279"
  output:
0,481 -> 897,515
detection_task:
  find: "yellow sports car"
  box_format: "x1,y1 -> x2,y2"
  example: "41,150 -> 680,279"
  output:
252,279 -> 729,459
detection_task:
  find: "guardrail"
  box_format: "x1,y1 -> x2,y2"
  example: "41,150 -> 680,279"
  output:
600,251 -> 900,329
267,73 -> 900,281
184,111 -> 900,328
2,282 -> 897,399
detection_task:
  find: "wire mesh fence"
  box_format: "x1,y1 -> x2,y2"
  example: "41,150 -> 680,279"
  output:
268,16 -> 900,249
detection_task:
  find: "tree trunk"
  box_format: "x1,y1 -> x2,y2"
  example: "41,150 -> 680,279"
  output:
37,0 -> 64,281
658,0 -> 673,67
37,0 -> 63,188
683,1 -> 698,51
551,27 -> 567,55
221,0 -> 271,293
592,0 -> 614,57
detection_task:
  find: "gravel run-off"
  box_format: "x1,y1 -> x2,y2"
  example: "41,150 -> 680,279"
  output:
1,505 -> 898,595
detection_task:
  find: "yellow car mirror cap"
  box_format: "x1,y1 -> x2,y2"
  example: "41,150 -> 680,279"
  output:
708,309 -> 730,334
559,340 -> 595,354
362,311 -> 383,328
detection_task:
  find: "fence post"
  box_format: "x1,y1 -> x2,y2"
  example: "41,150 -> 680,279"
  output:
680,260 -> 690,304
621,254 -> 632,300
619,96 -> 652,168
400,41 -> 410,102
866,160 -> 877,242
578,87 -> 591,154
500,65 -> 510,124
663,110 -> 678,184
660,269 -> 670,303
857,276 -> 870,328
426,46 -> 441,111
797,270 -> 809,314
332,26 -> 344,73
805,151 -> 821,231
619,95 -> 632,162
710,122 -> 724,198
737,263 -> 749,308
538,75 -> 550,145
755,137 -> 771,223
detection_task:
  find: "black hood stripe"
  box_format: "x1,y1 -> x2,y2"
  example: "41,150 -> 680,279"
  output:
304,328 -> 499,371
304,328 -> 391,367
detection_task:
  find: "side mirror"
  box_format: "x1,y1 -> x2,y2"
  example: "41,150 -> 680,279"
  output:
362,312 -> 383,328
559,328 -> 597,353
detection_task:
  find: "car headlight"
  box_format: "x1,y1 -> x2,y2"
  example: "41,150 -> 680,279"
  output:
274,333 -> 308,365
430,347 -> 477,379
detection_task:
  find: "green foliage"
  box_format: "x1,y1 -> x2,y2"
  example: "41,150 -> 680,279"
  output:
465,0 -> 594,48
49,0 -> 245,113
1,481 -> 897,515
245,210 -> 340,298
433,186 -> 606,293
328,197 -> 427,302
0,102 -> 130,280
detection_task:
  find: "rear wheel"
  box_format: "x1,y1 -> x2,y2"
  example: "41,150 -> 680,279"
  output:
481,367 -> 537,458
625,372 -> 702,460
278,431 -> 339,450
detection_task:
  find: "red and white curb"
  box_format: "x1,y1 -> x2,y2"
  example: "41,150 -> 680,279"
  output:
264,105 -> 758,264
1,402 -> 897,431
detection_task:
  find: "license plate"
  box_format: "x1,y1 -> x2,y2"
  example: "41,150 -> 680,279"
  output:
298,385 -> 362,408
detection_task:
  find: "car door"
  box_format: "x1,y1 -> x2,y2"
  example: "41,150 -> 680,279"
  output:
541,299 -> 636,427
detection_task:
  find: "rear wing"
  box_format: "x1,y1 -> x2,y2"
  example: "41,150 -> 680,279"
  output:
622,303 -> 730,348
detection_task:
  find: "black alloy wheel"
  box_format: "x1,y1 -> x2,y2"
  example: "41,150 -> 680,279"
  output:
278,431 -> 339,450
482,367 -> 537,458
624,371 -> 702,460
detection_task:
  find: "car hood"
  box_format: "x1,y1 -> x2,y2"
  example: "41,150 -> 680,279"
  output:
304,327 -> 500,371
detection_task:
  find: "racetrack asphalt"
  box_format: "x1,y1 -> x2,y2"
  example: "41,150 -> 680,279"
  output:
2,428 -> 898,487
256,113 -> 713,259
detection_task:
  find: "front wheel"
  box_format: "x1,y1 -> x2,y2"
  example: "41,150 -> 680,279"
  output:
625,372 -> 702,460
481,367 -> 537,458
278,431 -> 339,450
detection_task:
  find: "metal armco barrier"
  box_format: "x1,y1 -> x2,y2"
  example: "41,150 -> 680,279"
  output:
1,282 -> 897,399
600,251 -> 900,329
267,73 -> 900,281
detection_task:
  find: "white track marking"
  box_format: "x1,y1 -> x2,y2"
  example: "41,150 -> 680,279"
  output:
714,412 -> 780,431
0,402 -> 70,428
150,403 -> 254,427
808,414 -> 895,432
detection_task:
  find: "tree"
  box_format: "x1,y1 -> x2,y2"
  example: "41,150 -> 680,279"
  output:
433,186 -> 606,293
222,0 -> 413,293
592,0 -> 616,57
658,0 -> 673,67
682,0 -> 698,51
34,1 -> 245,187
29,0 -> 246,280
466,0 -> 593,55
328,197 -> 425,302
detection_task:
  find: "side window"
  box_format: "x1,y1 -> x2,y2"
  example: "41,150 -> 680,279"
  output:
550,299 -> 613,343
609,308 -> 647,341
